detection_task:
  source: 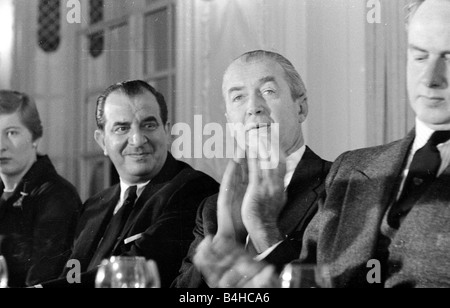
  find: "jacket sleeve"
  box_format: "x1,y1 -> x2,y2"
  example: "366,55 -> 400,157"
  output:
299,152 -> 348,265
170,197 -> 210,288
127,175 -> 219,288
26,183 -> 81,286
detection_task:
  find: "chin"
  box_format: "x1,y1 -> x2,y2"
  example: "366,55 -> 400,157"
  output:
419,114 -> 450,128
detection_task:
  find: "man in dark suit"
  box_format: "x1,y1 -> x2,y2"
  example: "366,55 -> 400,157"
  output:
38,80 -> 218,288
173,50 -> 331,288
193,0 -> 450,288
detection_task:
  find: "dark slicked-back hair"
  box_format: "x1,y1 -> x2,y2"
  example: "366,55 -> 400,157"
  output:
96,80 -> 168,130
224,50 -> 307,102
0,90 -> 43,141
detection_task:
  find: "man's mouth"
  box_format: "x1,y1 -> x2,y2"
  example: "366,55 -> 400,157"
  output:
245,123 -> 271,132
125,152 -> 151,158
420,96 -> 445,103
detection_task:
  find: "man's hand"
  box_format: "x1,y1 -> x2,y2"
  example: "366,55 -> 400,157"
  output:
216,155 -> 248,243
242,128 -> 287,253
193,236 -> 280,288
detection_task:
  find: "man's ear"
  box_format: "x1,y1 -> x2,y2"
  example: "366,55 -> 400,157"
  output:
94,130 -> 107,156
32,137 -> 41,150
164,121 -> 172,145
297,96 -> 309,124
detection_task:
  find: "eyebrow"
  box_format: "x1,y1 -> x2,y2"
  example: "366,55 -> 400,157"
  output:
409,44 -> 450,55
409,44 -> 428,53
227,76 -> 279,95
112,121 -> 130,127
259,76 -> 278,85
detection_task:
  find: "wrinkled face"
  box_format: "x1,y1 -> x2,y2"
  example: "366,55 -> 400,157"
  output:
223,58 -> 307,155
95,91 -> 170,184
407,0 -> 450,129
0,112 -> 37,181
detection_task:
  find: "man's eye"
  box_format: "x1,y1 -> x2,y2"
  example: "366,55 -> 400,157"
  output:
411,52 -> 428,62
114,127 -> 129,134
144,123 -> 158,130
262,89 -> 276,95
6,130 -> 18,137
415,56 -> 427,62
232,95 -> 244,103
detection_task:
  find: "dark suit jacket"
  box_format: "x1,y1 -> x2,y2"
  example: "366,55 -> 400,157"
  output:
301,130 -> 450,288
172,147 -> 331,288
41,153 -> 219,288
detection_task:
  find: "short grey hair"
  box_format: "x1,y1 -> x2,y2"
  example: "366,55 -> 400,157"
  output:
223,50 -> 307,102
406,0 -> 425,27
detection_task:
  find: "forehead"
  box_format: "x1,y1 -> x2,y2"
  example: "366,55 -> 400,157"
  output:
0,112 -> 26,128
223,58 -> 287,89
408,0 -> 450,49
104,91 -> 161,122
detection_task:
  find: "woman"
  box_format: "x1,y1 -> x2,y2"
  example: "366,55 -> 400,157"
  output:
0,90 -> 81,287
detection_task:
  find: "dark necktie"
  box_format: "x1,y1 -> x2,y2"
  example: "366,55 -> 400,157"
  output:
1,191 -> 14,201
88,186 -> 138,270
388,131 -> 450,229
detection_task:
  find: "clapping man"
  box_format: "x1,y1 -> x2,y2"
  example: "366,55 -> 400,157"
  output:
173,50 -> 331,288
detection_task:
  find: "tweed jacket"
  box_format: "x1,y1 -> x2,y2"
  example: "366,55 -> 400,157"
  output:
301,130 -> 450,288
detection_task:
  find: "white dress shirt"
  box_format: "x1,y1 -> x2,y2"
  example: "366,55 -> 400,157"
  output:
396,118 -> 450,200
113,180 -> 150,215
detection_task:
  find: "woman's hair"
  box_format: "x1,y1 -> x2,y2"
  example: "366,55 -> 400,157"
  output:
0,90 -> 43,141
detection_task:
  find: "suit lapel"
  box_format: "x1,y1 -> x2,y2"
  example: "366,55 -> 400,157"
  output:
279,147 -> 327,236
114,153 -> 180,248
329,131 -> 415,265
358,130 -> 415,210
77,185 -> 120,267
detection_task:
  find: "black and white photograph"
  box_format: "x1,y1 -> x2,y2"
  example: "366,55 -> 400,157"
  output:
0,0 -> 448,294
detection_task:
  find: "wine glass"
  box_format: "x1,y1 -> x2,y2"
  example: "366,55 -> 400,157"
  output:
95,256 -> 161,288
0,256 -> 8,288
280,262 -> 332,288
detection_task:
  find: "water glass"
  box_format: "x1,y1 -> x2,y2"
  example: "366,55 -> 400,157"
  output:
95,256 -> 160,288
280,262 -> 331,288
0,256 -> 8,288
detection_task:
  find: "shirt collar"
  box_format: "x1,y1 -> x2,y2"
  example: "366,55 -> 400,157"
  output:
413,118 -> 435,153
284,145 -> 306,188
119,179 -> 150,203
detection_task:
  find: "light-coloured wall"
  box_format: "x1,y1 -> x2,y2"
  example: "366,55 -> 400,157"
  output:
303,0 -> 368,162
9,0 -> 372,186
176,0 -> 369,181
0,0 -> 14,89
12,0 -> 80,185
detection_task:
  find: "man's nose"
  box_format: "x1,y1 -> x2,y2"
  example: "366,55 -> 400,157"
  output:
0,134 -> 8,152
247,94 -> 267,116
129,129 -> 148,146
422,57 -> 448,89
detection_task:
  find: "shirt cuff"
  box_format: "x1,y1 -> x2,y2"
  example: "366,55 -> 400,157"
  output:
254,241 -> 283,261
